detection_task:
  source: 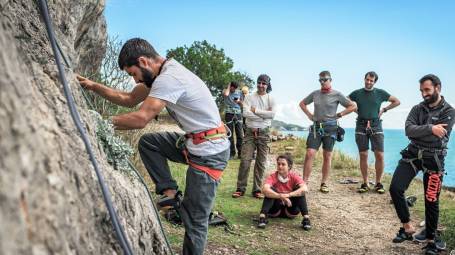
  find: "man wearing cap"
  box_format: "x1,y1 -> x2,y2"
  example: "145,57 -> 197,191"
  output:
223,81 -> 244,159
299,71 -> 357,193
232,74 -> 276,199
348,71 -> 400,194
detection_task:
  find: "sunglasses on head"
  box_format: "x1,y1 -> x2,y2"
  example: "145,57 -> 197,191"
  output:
319,78 -> 331,83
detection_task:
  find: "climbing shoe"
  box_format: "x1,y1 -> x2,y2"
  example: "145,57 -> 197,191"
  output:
232,190 -> 245,198
252,191 -> 265,199
301,217 -> 311,231
157,190 -> 183,210
392,227 -> 414,243
422,242 -> 439,255
320,183 -> 329,193
257,216 -> 268,229
357,183 -> 370,193
374,183 -> 385,194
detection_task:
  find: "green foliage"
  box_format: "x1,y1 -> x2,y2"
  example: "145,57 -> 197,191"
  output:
166,40 -> 254,108
89,110 -> 133,172
83,35 -> 134,116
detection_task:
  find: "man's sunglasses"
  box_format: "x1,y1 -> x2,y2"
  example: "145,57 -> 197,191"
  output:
257,81 -> 268,85
319,78 -> 331,83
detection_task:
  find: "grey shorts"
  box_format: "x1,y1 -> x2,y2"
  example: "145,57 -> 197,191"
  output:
306,125 -> 337,152
355,121 -> 384,152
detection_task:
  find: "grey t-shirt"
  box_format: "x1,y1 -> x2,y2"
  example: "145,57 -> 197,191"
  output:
149,59 -> 229,156
302,89 -> 351,122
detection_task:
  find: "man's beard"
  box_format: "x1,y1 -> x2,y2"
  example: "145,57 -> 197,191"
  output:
424,92 -> 439,105
140,67 -> 155,88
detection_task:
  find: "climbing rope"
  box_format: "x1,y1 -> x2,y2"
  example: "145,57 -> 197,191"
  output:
38,1 -> 174,253
37,0 -> 133,254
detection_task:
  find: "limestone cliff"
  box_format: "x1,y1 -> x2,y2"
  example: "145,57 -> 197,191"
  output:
0,1 -> 169,254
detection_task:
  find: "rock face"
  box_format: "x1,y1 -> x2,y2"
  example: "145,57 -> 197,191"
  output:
0,1 -> 169,254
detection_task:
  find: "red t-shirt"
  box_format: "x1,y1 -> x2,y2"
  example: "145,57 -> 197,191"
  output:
264,171 -> 304,193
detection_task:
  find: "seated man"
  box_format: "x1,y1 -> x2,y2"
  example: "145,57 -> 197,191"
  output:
257,154 -> 311,230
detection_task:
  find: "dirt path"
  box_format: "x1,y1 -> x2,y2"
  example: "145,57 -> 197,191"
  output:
209,157 -> 430,255
139,123 -> 443,254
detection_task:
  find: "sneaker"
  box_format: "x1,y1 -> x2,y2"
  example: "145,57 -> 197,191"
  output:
406,195 -> 417,207
374,183 -> 385,194
257,216 -> 268,229
157,191 -> 183,210
414,228 -> 427,243
301,217 -> 311,231
357,183 -> 370,193
392,228 -> 414,243
422,242 -> 439,255
232,190 -> 245,198
415,229 -> 446,250
320,183 -> 329,193
435,235 -> 446,251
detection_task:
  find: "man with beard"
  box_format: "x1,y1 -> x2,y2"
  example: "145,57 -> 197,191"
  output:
348,71 -> 400,194
77,38 -> 229,255
389,74 -> 454,255
232,74 -> 276,199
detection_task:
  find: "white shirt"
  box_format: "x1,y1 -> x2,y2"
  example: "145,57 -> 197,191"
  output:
243,92 -> 276,129
149,59 -> 229,156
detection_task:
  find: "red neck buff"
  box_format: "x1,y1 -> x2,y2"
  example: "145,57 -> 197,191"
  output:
321,84 -> 332,94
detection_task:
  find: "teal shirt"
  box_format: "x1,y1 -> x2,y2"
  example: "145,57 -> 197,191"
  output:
348,88 -> 391,119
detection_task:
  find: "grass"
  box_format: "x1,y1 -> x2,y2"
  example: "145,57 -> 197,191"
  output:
123,123 -> 455,253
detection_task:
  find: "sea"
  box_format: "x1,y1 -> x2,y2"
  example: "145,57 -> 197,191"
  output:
282,129 -> 455,187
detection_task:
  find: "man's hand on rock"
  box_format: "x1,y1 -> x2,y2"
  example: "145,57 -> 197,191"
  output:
77,74 -> 96,91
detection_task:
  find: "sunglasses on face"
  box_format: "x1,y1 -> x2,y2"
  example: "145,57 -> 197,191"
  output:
257,81 -> 268,85
319,78 -> 331,83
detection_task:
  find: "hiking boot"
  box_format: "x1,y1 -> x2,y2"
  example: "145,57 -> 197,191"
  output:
257,216 -> 268,229
157,191 -> 183,210
301,217 -> 311,231
374,183 -> 385,194
422,242 -> 439,255
392,227 -> 414,243
357,183 -> 369,193
232,190 -> 245,198
252,191 -> 264,199
320,183 -> 329,193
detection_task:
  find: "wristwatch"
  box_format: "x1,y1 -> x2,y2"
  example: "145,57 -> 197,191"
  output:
382,108 -> 388,113
336,112 -> 343,118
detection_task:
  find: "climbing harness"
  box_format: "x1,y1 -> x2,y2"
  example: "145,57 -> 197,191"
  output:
185,124 -> 227,145
311,120 -> 338,140
355,119 -> 384,137
400,143 -> 446,175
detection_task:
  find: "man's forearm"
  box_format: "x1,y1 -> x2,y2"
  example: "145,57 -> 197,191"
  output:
90,83 -> 133,107
112,111 -> 155,130
385,98 -> 400,112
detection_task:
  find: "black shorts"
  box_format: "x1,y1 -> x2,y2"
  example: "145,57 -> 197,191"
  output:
306,125 -> 337,152
355,120 -> 384,152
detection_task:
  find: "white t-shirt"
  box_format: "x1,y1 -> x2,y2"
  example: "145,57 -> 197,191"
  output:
243,92 -> 276,128
149,59 -> 229,156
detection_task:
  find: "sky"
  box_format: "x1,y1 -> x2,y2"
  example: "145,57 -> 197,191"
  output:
105,0 -> 455,129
